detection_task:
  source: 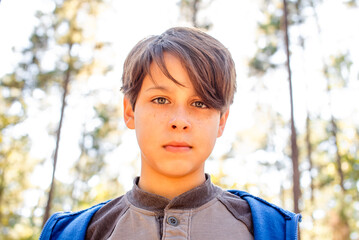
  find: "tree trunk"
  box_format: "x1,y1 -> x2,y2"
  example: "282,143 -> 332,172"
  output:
305,114 -> 314,203
42,43 -> 73,227
191,0 -> 200,27
331,115 -> 346,192
283,0 -> 301,215
0,157 -> 6,224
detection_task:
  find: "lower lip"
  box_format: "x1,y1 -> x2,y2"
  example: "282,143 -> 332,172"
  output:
164,146 -> 192,153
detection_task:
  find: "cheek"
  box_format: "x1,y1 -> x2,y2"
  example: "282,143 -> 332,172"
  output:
196,117 -> 220,138
135,108 -> 167,133
146,109 -> 166,124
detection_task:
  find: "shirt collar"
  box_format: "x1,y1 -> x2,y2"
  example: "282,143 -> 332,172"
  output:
126,174 -> 222,213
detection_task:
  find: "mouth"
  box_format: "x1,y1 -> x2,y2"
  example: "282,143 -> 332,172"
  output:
163,142 -> 192,153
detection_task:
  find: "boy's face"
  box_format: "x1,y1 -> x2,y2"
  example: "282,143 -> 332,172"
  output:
124,53 -> 229,179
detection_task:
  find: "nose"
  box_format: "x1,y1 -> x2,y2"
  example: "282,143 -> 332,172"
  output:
169,108 -> 191,131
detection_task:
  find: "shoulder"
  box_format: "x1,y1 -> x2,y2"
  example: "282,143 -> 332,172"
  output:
227,190 -> 299,219
39,200 -> 110,240
86,195 -> 129,239
217,190 -> 253,234
228,190 -> 301,240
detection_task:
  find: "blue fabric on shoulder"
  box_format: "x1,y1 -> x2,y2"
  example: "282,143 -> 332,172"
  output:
228,190 -> 301,240
39,200 -> 110,240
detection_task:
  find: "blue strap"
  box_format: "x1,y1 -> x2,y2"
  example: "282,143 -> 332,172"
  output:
40,201 -> 109,240
228,190 -> 301,240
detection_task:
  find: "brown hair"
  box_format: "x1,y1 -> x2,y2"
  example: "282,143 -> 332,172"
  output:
121,27 -> 236,113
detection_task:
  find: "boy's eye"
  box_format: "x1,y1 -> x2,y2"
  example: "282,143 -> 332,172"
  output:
152,97 -> 169,104
192,101 -> 207,108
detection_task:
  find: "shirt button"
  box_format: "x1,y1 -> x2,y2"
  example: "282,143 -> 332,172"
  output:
167,216 -> 179,226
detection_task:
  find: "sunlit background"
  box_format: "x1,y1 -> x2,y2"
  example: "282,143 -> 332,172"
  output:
0,0 -> 358,239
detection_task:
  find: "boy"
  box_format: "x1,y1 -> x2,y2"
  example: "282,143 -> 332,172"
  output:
40,27 -> 301,240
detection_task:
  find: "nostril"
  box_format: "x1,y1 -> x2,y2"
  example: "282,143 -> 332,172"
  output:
171,124 -> 189,130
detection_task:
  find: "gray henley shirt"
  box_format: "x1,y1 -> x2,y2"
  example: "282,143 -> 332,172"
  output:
86,174 -> 253,240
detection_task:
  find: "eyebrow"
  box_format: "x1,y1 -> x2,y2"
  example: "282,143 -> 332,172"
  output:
145,85 -> 171,92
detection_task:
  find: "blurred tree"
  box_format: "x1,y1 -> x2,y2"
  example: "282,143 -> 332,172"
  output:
179,0 -> 213,30
248,0 -> 301,214
29,0 -> 113,226
324,54 -> 352,194
309,1 -> 358,238
249,0 -> 359,238
283,0 -> 301,215
4,0 -> 113,229
0,71 -> 39,238
320,53 -> 354,240
68,103 -> 124,211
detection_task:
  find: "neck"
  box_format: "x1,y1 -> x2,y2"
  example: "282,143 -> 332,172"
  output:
138,166 -> 206,200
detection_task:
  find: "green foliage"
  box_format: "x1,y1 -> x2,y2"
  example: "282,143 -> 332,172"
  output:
324,53 -> 353,88
0,57 -> 42,239
249,4 -> 283,76
179,0 -> 213,30
0,136 -> 40,239
67,103 -> 124,211
249,42 -> 279,75
258,13 -> 281,35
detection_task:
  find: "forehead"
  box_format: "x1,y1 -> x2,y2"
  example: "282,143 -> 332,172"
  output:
145,52 -> 193,89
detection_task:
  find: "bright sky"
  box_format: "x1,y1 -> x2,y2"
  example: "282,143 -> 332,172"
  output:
0,0 -> 358,210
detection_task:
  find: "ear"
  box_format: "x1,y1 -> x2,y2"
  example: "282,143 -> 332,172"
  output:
123,95 -> 135,129
217,109 -> 229,138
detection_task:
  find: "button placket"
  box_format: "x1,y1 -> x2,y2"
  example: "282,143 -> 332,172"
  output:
163,211 -> 191,239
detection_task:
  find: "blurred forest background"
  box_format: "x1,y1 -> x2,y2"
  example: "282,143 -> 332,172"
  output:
0,0 -> 358,239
